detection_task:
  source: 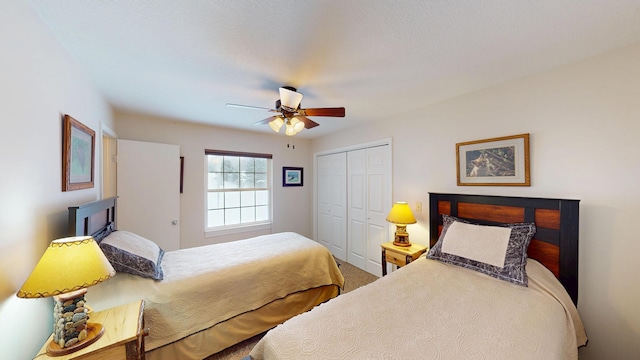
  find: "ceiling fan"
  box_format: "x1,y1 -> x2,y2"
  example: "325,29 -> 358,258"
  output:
226,86 -> 345,136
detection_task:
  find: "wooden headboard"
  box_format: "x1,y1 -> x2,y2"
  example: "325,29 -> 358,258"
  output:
429,193 -> 580,305
68,196 -> 117,238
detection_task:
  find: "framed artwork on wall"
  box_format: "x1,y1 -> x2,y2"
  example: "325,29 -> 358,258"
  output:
456,133 -> 530,186
283,167 -> 303,187
62,115 -> 95,191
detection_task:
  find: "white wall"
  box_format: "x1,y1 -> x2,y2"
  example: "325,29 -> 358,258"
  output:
312,43 -> 640,359
0,1 -> 113,358
114,111 -> 314,248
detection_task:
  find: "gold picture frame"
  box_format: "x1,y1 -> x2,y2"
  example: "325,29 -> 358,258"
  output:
456,133 -> 530,186
62,115 -> 95,191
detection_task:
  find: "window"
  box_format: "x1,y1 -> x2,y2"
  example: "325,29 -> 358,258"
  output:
205,150 -> 272,233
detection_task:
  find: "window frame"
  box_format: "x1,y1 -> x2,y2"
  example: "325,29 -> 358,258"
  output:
204,149 -> 273,236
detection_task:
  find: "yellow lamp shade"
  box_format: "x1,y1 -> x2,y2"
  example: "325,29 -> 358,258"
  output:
386,202 -> 417,225
17,236 -> 115,298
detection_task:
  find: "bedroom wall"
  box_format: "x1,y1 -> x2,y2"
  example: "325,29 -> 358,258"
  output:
0,1 -> 113,359
311,42 -> 640,359
114,111 -> 314,248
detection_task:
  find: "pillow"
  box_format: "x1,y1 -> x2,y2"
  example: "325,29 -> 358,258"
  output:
427,214 -> 535,286
100,230 -> 165,280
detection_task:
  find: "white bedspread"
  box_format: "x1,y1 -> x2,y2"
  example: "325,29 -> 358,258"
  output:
249,258 -> 587,360
87,232 -> 344,351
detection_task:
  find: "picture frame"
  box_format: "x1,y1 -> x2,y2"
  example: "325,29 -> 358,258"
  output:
180,156 -> 184,193
456,133 -> 530,186
283,167 -> 303,187
62,115 -> 95,191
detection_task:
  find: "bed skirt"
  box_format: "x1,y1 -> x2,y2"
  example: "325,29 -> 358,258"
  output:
147,284 -> 340,360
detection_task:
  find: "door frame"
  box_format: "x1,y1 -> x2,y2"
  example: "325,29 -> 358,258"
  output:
100,123 -> 118,200
313,138 -> 393,245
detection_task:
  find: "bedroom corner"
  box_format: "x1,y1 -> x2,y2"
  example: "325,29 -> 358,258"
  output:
0,1 -> 114,358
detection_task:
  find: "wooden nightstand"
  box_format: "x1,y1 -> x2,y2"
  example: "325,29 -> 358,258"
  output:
381,242 -> 428,276
34,300 -> 147,360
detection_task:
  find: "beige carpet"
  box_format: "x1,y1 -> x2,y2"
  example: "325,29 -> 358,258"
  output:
204,259 -> 379,360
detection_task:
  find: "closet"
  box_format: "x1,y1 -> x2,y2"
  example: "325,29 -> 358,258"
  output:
316,141 -> 392,276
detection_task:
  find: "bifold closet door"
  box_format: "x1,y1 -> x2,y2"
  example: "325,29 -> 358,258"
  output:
316,152 -> 347,260
347,146 -> 391,276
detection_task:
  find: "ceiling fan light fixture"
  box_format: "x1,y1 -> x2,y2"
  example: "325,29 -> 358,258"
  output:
291,117 -> 305,132
285,123 -> 296,136
279,87 -> 303,111
269,116 -> 284,133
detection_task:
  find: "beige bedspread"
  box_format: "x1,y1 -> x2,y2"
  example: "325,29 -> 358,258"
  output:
87,232 -> 344,351
249,257 -> 586,360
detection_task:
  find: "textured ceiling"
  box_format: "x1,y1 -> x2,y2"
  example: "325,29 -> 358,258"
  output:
29,0 -> 640,138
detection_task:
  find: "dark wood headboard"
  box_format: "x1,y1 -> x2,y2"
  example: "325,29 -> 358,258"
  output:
68,197 -> 117,238
429,193 -> 580,305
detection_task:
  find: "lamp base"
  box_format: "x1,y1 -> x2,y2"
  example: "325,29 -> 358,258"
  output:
393,224 -> 411,247
46,322 -> 104,356
393,233 -> 411,247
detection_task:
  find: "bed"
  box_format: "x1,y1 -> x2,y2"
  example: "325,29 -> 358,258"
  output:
248,193 -> 588,360
68,197 -> 344,360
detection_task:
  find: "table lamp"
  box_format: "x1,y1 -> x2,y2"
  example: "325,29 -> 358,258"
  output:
17,236 -> 115,356
386,202 -> 417,247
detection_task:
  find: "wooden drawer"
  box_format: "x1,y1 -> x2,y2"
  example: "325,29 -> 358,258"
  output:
385,251 -> 408,267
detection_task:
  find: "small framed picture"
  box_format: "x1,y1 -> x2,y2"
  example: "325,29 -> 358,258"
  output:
62,115 -> 95,191
456,133 -> 530,186
283,167 -> 303,187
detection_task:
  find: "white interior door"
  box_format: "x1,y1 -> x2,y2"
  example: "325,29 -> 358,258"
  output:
317,152 -> 347,260
363,145 -> 392,276
347,149 -> 367,269
117,139 -> 181,251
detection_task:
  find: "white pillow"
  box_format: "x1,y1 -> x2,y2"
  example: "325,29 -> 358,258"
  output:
441,221 -> 512,268
427,215 -> 536,287
100,231 -> 165,280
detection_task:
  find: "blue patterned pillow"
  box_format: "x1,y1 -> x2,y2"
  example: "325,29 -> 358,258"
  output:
100,231 -> 164,280
427,215 -> 536,286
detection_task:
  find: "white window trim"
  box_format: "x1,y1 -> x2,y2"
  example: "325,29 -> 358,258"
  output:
203,150 -> 273,236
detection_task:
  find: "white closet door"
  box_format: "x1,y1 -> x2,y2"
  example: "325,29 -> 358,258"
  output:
317,152 -> 347,260
363,145 -> 392,276
117,139 -> 181,251
347,149 -> 367,269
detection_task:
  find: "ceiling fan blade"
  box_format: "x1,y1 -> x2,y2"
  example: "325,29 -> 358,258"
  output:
297,116 -> 320,129
226,103 -> 275,112
299,107 -> 345,117
253,116 -> 278,125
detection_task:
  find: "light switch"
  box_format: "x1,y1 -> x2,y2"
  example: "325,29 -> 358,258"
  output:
416,202 -> 422,212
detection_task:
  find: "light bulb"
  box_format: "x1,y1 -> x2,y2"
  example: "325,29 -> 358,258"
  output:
291,117 -> 305,133
269,117 -> 284,133
285,123 -> 296,136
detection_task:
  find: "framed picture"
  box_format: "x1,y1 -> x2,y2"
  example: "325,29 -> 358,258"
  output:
283,167 -> 303,187
456,133 -> 530,186
62,115 -> 95,191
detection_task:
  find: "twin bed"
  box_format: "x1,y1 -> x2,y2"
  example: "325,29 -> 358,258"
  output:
69,193 -> 586,360
247,193 -> 587,359
68,197 -> 344,360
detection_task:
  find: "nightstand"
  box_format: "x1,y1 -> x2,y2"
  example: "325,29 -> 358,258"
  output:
34,300 -> 147,360
381,242 -> 428,276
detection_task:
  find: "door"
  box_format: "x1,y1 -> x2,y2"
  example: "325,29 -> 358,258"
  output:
117,139 -> 181,251
102,130 -> 117,199
316,152 -> 347,260
348,145 -> 391,276
363,145 -> 392,276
